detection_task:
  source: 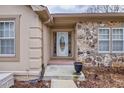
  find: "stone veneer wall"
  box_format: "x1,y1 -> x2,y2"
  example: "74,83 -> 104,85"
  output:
76,21 -> 124,67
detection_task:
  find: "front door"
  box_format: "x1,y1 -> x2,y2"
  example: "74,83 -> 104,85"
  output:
57,32 -> 68,56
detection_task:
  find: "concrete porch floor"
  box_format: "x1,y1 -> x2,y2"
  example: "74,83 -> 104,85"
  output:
43,65 -> 85,88
43,65 -> 85,80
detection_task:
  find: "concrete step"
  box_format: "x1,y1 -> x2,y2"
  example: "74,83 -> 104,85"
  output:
51,79 -> 77,88
48,60 -> 75,65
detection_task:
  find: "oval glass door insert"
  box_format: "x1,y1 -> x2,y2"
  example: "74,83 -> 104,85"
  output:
60,36 -> 65,51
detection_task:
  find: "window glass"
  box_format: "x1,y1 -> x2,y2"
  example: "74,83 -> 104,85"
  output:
112,28 -> 123,52
0,21 -> 15,56
112,41 -> 123,51
99,41 -> 109,51
99,28 -> 109,52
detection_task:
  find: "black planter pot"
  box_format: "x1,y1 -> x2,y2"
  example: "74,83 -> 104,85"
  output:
74,62 -> 83,74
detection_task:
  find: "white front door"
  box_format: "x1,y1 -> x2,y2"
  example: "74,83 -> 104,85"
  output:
57,32 -> 68,56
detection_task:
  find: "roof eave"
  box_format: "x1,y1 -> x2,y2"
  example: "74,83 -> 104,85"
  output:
31,5 -> 53,25
51,13 -> 124,18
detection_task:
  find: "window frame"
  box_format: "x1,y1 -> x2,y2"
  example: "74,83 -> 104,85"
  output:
98,28 -> 110,53
0,20 -> 15,56
98,27 -> 124,54
111,28 -> 124,53
0,15 -> 20,62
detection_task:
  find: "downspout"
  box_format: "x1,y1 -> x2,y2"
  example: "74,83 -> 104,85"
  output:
38,8 -> 53,79
40,23 -> 45,79
40,17 -> 53,79
40,18 -> 52,79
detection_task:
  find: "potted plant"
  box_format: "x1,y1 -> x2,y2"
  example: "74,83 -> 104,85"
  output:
74,61 -> 83,75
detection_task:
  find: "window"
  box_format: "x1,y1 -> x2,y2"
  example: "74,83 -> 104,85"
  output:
98,28 -> 124,53
0,15 -> 20,62
112,28 -> 123,53
98,28 -> 110,53
0,21 -> 15,56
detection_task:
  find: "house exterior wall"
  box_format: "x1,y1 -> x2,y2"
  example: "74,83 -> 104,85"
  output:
0,6 -> 43,80
76,21 -> 124,67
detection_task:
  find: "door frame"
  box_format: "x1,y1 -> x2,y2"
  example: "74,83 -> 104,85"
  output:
50,29 -> 75,59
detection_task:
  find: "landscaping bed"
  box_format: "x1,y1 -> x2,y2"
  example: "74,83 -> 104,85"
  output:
11,80 -> 51,88
75,67 -> 124,88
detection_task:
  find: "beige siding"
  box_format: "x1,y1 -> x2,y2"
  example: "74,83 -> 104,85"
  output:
29,38 -> 42,48
29,28 -> 42,70
0,6 -> 43,80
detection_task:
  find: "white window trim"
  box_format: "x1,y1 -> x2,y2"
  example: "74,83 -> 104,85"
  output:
111,28 -> 124,53
0,37 -> 15,39
0,20 -> 15,56
98,28 -> 110,53
0,54 -> 15,57
98,27 -> 124,54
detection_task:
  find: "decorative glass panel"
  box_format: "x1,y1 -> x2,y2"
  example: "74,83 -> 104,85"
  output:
53,32 -> 72,57
53,32 -> 56,56
60,36 -> 65,51
68,32 -> 72,56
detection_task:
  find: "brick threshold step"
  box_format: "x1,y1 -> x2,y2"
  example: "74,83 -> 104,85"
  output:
48,60 -> 75,65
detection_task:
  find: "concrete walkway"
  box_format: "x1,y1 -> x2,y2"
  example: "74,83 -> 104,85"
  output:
51,79 -> 77,88
43,65 -> 85,88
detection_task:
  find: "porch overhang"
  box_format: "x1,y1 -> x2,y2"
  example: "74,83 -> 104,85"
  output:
51,13 -> 124,29
31,5 -> 124,29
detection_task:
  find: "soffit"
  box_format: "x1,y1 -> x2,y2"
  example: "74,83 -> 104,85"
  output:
51,13 -> 124,29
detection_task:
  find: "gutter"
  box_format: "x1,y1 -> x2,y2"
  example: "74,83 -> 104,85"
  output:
31,5 -> 53,26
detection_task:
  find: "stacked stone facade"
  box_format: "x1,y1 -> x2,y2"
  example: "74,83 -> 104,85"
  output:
76,21 -> 124,67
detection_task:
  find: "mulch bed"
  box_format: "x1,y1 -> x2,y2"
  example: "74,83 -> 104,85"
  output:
75,67 -> 124,88
11,67 -> 124,88
11,80 -> 51,88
